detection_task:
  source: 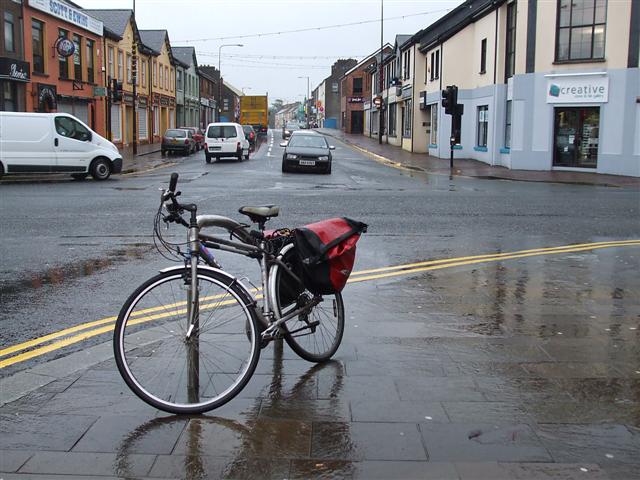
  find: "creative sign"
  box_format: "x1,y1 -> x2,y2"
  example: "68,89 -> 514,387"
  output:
55,37 -> 75,57
546,74 -> 608,104
28,0 -> 103,35
0,57 -> 30,82
348,97 -> 363,103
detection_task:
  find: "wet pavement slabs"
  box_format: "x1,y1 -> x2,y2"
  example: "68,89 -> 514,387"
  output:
1,247 -> 640,479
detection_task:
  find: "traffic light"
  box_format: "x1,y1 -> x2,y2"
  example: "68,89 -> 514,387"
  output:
441,85 -> 458,115
111,78 -> 123,102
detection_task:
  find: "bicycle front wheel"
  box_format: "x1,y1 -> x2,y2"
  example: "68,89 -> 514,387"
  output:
272,244 -> 345,362
114,268 -> 260,414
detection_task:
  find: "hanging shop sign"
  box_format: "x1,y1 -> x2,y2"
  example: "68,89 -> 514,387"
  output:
0,57 -> 30,82
55,37 -> 75,57
29,0 -> 103,35
546,73 -> 608,104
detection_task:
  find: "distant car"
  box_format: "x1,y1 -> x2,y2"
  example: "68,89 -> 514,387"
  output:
204,122 -> 251,163
282,122 -> 300,140
281,130 -> 335,174
162,128 -> 196,156
179,127 -> 204,150
242,125 -> 257,150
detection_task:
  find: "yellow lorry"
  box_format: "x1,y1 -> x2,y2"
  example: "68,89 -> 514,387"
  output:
239,95 -> 268,136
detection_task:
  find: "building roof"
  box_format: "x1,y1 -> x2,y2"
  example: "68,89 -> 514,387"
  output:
415,0 -> 503,52
139,30 -> 182,65
342,44 -> 393,77
172,46 -> 197,68
83,9 -> 130,39
395,34 -> 413,49
225,81 -> 243,97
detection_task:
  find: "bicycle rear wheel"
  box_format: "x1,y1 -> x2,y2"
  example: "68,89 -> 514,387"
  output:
271,244 -> 345,362
114,268 -> 260,414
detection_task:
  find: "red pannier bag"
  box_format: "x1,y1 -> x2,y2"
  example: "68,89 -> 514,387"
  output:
294,217 -> 367,295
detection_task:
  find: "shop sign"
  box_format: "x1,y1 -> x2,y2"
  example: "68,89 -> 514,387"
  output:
401,86 -> 412,99
55,37 -> 75,57
29,0 -> 103,35
209,99 -> 216,108
546,74 -> 608,104
0,57 -> 30,82
200,97 -> 209,106
92,86 -> 107,97
373,96 -> 383,108
123,92 -> 135,105
138,96 -> 148,107
348,96 -> 363,103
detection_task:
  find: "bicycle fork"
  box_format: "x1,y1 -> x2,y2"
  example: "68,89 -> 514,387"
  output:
186,225 -> 200,403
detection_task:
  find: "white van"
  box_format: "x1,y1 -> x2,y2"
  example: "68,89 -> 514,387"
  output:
0,112 -> 123,181
204,122 -> 250,164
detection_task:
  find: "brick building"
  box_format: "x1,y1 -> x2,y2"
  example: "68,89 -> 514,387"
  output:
23,0 -> 106,134
1,0 -> 30,111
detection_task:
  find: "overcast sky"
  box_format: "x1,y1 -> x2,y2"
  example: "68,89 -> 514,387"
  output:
79,0 -> 463,104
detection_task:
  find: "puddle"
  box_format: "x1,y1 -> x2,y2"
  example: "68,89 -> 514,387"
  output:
0,243 -> 153,299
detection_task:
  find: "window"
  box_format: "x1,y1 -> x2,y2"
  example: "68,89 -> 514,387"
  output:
117,50 -> 123,82
426,104 -> 438,145
353,77 -> 363,95
223,98 -> 229,110
165,66 -> 168,90
126,53 -> 132,83
480,38 -> 487,74
505,100 -> 512,148
332,82 -> 339,93
73,34 -> 82,81
153,60 -> 157,86
153,106 -> 159,135
55,116 -> 91,141
141,59 -> 146,86
403,99 -> 412,138
556,0 -> 607,61
177,70 -> 182,91
388,103 -> 396,136
32,20 -> 45,74
403,50 -> 411,79
58,29 -> 69,79
429,50 -> 441,81
170,68 -> 174,92
159,63 -> 163,89
2,81 -> 16,111
4,12 -> 15,53
477,105 -> 489,147
86,40 -> 94,83
108,46 -> 114,79
505,2 -> 517,80
371,110 -> 378,134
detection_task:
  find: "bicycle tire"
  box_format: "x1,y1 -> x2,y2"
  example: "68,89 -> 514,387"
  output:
114,268 -> 260,414
271,244 -> 345,362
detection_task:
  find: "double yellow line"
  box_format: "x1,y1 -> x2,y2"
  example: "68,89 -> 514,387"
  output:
1,240 -> 638,369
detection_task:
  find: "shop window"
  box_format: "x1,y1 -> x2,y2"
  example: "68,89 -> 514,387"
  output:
118,50 -> 123,82
403,99 -> 412,138
4,12 -> 15,53
86,40 -> 94,83
108,47 -> 114,79
73,34 -> 82,81
58,29 -> 69,79
505,100 -> 512,148
505,2 -> 517,80
388,103 -> 396,136
429,103 -> 438,145
31,20 -> 45,74
477,105 -> 489,147
2,81 -> 16,111
556,0 -> 607,62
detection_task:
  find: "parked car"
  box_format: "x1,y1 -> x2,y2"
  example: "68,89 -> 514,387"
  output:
282,122 -> 300,140
204,122 -> 250,163
162,129 -> 196,156
0,112 -> 122,181
242,125 -> 257,150
281,130 -> 335,174
179,127 -> 204,150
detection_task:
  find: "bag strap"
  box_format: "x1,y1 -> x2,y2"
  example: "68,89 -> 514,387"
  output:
304,226 -> 361,265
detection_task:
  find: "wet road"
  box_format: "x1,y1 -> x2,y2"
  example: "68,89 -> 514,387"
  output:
1,129 -> 640,478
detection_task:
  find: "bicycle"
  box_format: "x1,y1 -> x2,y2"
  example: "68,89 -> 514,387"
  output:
113,173 -> 361,414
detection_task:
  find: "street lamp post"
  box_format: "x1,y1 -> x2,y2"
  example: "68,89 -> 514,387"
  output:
297,76 -> 309,128
218,44 -> 243,121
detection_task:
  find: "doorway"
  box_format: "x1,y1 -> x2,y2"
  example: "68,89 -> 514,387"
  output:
553,107 -> 599,168
351,111 -> 364,134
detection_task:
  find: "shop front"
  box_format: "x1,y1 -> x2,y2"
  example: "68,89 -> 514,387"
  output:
0,57 -> 30,111
152,93 -> 175,140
